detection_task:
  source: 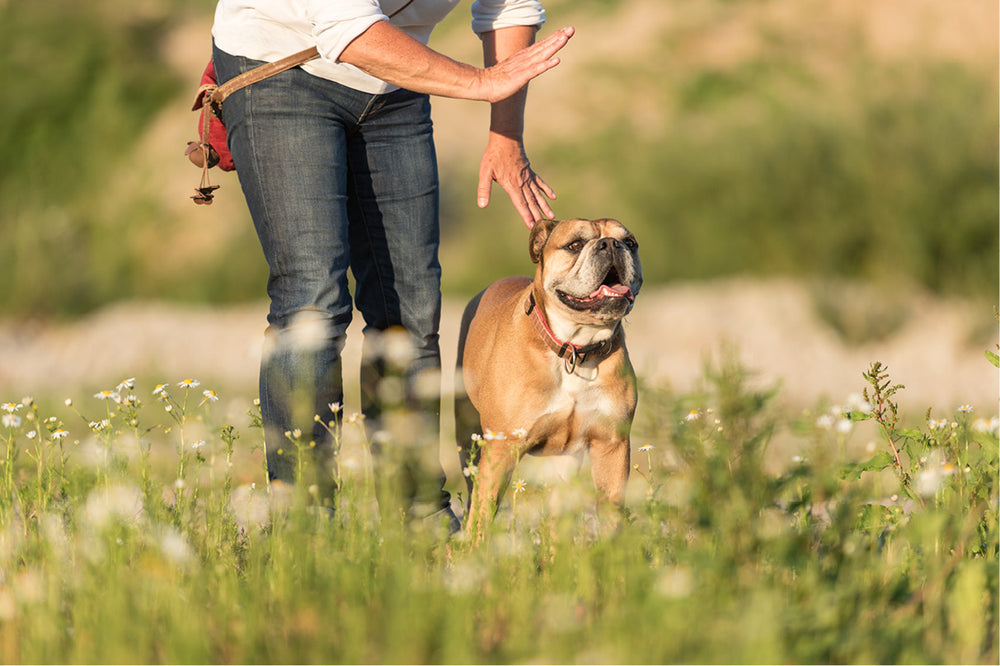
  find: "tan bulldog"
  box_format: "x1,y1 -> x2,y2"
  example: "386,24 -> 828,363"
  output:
455,218 -> 642,536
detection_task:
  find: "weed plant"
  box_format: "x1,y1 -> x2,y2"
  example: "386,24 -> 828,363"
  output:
0,358 -> 995,663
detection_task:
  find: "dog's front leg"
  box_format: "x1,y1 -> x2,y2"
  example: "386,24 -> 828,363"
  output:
589,438 -> 630,528
465,442 -> 516,541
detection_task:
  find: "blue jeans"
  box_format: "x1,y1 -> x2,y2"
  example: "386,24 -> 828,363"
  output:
213,46 -> 449,514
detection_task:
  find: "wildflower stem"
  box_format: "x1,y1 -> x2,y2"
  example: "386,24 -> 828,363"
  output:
862,362 -> 914,497
877,414 -> 903,471
2,430 -> 15,509
34,435 -> 47,514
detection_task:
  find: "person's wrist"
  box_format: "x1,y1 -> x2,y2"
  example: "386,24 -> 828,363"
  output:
487,127 -> 525,144
476,67 -> 498,102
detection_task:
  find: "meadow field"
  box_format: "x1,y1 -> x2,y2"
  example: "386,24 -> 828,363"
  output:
0,0 -> 997,662
0,354 -> 995,663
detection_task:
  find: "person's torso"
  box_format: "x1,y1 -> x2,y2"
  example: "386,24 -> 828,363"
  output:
213,0 -> 463,94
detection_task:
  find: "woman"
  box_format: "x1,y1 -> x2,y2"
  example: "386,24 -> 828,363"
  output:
212,0 -> 572,528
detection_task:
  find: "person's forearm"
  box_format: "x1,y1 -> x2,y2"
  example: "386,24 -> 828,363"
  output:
340,20 -> 570,105
474,24 -> 570,225
482,26 -> 537,138
339,21 -> 484,99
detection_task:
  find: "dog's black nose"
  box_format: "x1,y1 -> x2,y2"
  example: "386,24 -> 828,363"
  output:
596,238 -> 622,253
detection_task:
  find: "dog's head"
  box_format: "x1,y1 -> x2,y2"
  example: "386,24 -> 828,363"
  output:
529,218 -> 642,325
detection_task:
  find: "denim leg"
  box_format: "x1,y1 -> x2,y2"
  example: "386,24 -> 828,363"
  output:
213,46 -> 355,485
347,91 -> 442,408
213,46 -> 450,514
347,91 -> 449,514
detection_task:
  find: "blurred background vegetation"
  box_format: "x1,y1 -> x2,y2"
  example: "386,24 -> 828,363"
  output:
0,0 -> 996,318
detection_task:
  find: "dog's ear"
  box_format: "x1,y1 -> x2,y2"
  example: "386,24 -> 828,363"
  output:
529,218 -> 559,264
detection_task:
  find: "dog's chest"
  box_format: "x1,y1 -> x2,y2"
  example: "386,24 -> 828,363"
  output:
533,368 -> 622,454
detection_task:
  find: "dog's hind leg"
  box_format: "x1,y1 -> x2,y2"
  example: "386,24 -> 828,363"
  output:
454,291 -> 485,511
455,390 -> 481,507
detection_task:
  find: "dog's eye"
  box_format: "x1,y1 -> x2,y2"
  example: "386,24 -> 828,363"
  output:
623,237 -> 638,250
564,239 -> 586,253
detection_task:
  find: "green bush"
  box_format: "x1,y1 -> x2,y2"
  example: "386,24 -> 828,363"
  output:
0,2 -> 190,316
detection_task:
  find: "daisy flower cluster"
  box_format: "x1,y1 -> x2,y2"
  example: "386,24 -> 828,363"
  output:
3,399 -> 69,441
972,415 -> 1000,436
146,378 -> 221,424
814,393 -> 872,435
1,402 -> 22,429
152,379 -> 219,406
681,408 -> 723,433
927,404 -> 998,436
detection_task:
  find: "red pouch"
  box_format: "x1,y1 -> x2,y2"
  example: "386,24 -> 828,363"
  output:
189,61 -> 234,171
184,47 -> 319,204
185,60 -> 230,204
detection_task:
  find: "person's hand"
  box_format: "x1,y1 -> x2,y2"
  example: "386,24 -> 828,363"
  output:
476,26 -> 574,103
341,23 -> 572,102
478,132 -> 556,228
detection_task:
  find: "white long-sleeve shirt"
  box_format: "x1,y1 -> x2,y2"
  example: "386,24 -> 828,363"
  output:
212,0 -> 546,94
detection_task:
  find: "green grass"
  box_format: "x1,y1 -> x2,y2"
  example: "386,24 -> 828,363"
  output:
0,357 -> 995,663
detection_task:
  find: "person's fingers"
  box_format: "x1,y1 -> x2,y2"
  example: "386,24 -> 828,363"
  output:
522,190 -> 544,225
535,176 -> 557,202
532,26 -> 575,58
531,187 -> 555,220
510,174 -> 556,223
477,142 -> 555,227
528,175 -> 557,218
511,175 -> 552,222
503,27 -> 571,68
484,27 -> 574,102
515,179 -> 552,226
491,173 -> 533,227
477,165 -> 492,209
497,59 -> 560,101
509,189 -> 535,229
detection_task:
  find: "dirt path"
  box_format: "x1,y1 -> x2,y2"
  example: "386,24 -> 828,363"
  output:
0,279 -> 994,417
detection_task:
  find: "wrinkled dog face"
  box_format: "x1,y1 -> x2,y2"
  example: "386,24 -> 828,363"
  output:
529,218 -> 643,324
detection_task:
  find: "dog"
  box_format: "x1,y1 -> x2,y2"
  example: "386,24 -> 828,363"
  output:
455,217 -> 642,535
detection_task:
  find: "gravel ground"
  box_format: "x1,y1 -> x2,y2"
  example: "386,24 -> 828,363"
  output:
0,278 -> 994,416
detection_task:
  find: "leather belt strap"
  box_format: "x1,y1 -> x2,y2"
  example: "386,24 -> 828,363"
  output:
190,47 -> 319,204
198,0 -> 414,120
190,0 -> 414,204
203,46 -> 320,120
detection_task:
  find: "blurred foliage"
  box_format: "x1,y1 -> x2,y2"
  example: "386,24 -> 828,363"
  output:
0,1 -> 195,316
442,33 -> 998,301
0,0 -> 996,317
811,279 -> 914,345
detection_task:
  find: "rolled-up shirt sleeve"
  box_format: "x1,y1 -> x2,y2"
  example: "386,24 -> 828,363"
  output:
470,0 -> 546,36
308,0 -> 389,63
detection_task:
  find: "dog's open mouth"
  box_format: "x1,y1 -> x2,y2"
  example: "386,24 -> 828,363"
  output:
558,266 -> 635,310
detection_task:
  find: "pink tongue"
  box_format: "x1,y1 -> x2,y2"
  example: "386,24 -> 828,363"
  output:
588,284 -> 632,300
